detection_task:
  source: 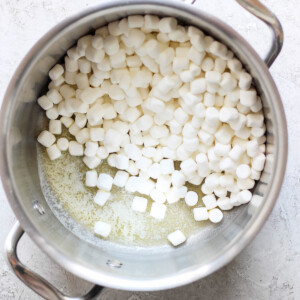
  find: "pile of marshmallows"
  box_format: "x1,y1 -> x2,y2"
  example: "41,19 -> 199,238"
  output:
37,15 -> 266,247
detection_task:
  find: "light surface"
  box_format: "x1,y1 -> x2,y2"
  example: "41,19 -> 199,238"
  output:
0,0 -> 299,299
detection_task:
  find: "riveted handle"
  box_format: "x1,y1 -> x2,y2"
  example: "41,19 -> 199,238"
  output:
4,222 -> 103,300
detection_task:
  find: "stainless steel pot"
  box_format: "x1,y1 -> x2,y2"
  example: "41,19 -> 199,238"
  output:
0,0 -> 287,299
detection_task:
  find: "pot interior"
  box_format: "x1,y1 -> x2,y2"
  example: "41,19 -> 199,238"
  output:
1,0 -> 286,290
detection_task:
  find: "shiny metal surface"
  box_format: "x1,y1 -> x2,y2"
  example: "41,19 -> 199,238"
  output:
4,222 -> 103,300
0,0 -> 287,294
236,0 -> 283,67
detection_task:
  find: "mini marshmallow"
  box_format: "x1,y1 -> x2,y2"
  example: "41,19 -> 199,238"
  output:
219,157 -> 236,172
49,64 -> 64,81
86,170 -> 98,187
237,178 -> 255,190
84,141 -> 98,157
180,158 -> 197,176
103,35 -> 119,55
237,190 -> 252,204
190,78 -> 206,94
136,156 -> 152,172
136,115 -> 153,131
96,147 -> 108,160
83,156 -> 101,169
167,230 -> 186,246
174,108 -> 189,125
160,159 -> 175,174
115,154 -> 129,170
124,144 -> 142,161
38,96 -> 53,110
75,128 -> 90,144
193,207 -> 209,221
198,130 -> 214,145
215,125 -> 234,144
202,194 -> 217,209
156,175 -> 171,193
185,191 -> 198,206
94,220 -> 111,237
201,57 -> 214,72
97,173 -> 113,191
113,170 -> 129,187
220,73 -> 237,92
150,202 -> 167,219
37,130 -> 56,148
57,137 -> 69,151
236,164 -> 251,179
205,71 -> 221,84
90,128 -> 104,142
208,208 -> 223,223
69,123 -> 81,136
219,107 -> 239,123
239,72 -> 252,90
247,140 -> 259,157
247,113 -> 264,128
216,197 -> 233,210
252,153 -> 266,171
132,196 -> 148,213
49,120 -> 62,134
128,29 -> 146,48
214,143 -> 231,157
229,145 -> 245,161
159,17 -> 177,33
240,89 -> 257,107
46,144 -> 61,160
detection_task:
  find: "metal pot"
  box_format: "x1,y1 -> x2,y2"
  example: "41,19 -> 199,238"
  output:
0,0 -> 287,299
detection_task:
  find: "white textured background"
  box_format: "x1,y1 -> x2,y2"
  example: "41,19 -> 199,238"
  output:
0,0 -> 299,299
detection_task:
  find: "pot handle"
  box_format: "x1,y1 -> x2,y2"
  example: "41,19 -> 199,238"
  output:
4,222 -> 103,300
184,0 -> 283,67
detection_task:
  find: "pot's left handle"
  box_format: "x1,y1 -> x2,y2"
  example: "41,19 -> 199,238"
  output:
4,222 -> 103,300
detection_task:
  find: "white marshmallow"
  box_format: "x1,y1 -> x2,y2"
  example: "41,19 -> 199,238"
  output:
86,170 -> 98,187
38,96 -> 53,110
247,140 -> 259,157
167,230 -> 186,246
237,190 -> 252,204
115,154 -> 129,170
219,157 -> 236,172
49,64 -> 64,81
236,164 -> 251,179
193,207 -> 209,221
132,196 -> 148,213
202,57 -> 214,72
94,220 -> 111,237
229,144 -> 245,161
96,147 -> 108,160
190,78 -> 206,94
214,143 -> 231,157
124,144 -> 142,161
198,130 -> 214,145
216,197 -> 233,210
104,129 -> 122,153
215,125 -> 234,144
239,72 -> 252,90
150,202 -> 167,220
90,128 -> 104,142
219,107 -> 239,123
108,21 -> 122,36
103,35 -> 119,55
208,208 -> 223,223
128,15 -> 144,28
144,15 -> 160,31
57,137 -> 69,151
69,123 -> 80,136
75,128 -> 90,144
185,191 -> 198,206
220,73 -> 237,92
136,115 -> 153,131
83,156 -> 101,169
247,113 -> 264,128
136,157 -> 152,172
37,130 -> 56,148
128,29 -> 146,48
113,170 -> 129,187
46,144 -> 61,160
202,194 -> 217,209
174,108 -> 189,125
84,141 -> 98,157
180,158 -> 197,176
205,71 -> 221,84
240,89 -> 257,107
237,178 -> 255,190
252,153 -> 266,171
97,173 -> 113,191
160,159 -> 175,174
159,17 -> 177,33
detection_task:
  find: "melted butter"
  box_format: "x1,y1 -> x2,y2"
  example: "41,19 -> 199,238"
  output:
39,146 -> 207,246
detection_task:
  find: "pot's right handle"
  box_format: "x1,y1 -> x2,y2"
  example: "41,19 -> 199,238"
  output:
4,222 -> 103,300
235,0 -> 283,67
184,0 -> 283,67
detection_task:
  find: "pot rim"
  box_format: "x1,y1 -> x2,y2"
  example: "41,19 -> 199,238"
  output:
0,0 -> 288,291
